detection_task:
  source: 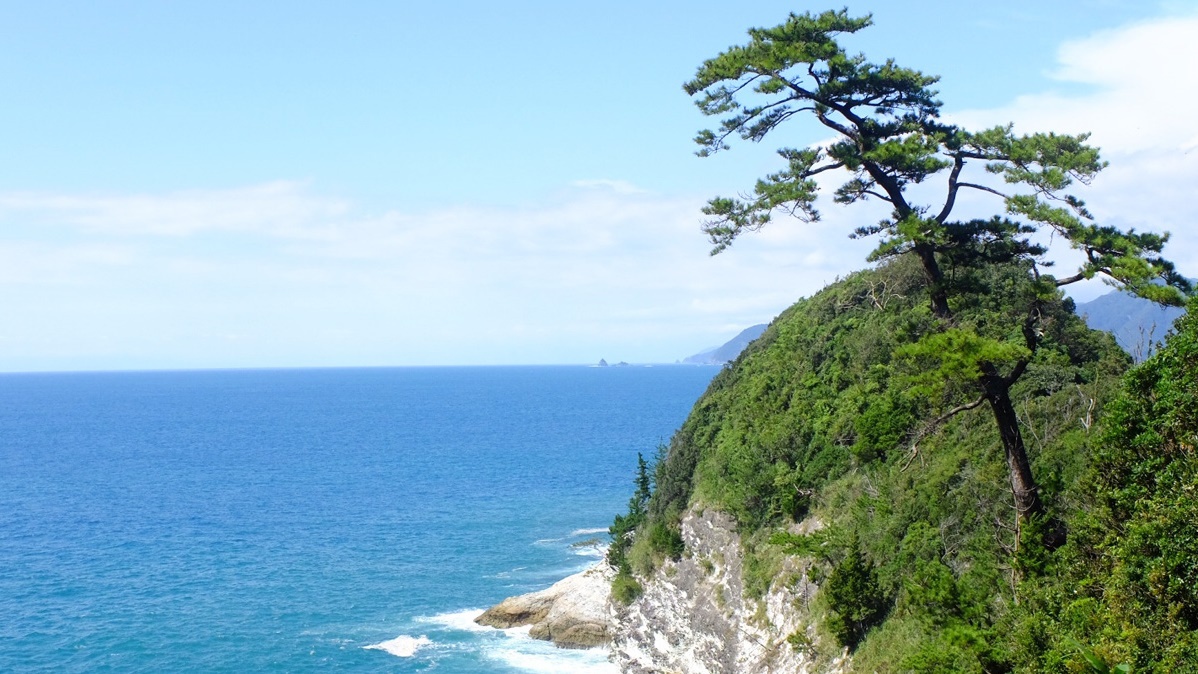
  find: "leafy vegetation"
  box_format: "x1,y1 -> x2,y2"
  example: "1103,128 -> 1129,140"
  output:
610,259 -> 1198,668
608,452 -> 652,604
823,538 -> 888,650
616,257 -> 1133,664
612,269 -> 1198,668
996,296 -> 1198,673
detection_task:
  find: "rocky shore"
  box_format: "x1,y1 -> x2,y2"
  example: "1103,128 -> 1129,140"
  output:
473,510 -> 842,672
475,561 -> 615,649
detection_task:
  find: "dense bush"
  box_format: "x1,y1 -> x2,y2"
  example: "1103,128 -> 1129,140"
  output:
1036,296 -> 1198,672
823,541 -> 888,650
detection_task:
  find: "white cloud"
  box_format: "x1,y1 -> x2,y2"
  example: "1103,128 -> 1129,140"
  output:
569,179 -> 649,194
0,180 -> 866,369
0,242 -> 138,284
6,15 -> 1196,369
0,181 -> 349,238
951,16 -> 1198,153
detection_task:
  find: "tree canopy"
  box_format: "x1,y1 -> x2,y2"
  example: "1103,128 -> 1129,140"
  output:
686,9 -> 1187,306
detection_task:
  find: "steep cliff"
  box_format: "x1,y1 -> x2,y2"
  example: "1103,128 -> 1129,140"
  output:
471,287 -> 1198,671
613,509 -> 845,674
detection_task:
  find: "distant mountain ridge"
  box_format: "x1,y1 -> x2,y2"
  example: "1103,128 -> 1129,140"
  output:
1077,289 -> 1187,361
683,324 -> 768,365
678,289 -> 1185,367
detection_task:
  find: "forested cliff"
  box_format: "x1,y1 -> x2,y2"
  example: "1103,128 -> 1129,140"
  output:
605,9 -> 1195,672
609,257 -> 1198,672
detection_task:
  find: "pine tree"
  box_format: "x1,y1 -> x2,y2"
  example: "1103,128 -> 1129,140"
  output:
684,9 -> 1189,539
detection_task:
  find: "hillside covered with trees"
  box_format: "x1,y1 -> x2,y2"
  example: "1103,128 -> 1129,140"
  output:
608,9 -> 1196,673
614,257 -> 1197,671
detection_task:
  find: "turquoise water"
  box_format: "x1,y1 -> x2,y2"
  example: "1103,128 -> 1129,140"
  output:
0,365 -> 716,673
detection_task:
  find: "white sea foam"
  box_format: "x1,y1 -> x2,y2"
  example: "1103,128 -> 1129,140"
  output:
486,642 -> 618,674
419,608 -> 532,639
364,634 -> 432,657
501,624 -> 534,638
569,527 -> 609,537
486,566 -> 528,579
571,543 -> 608,558
418,605 -> 617,674
416,608 -> 490,633
533,564 -> 593,580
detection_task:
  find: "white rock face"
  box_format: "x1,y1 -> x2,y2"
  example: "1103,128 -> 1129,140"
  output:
476,562 -> 615,648
610,509 -> 848,674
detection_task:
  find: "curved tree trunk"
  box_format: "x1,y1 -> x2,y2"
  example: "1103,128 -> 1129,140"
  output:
980,373 -> 1043,519
915,245 -> 952,319
981,373 -> 1067,549
916,250 -> 1061,547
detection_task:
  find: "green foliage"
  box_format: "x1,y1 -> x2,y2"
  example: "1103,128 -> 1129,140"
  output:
649,256 -> 1115,535
823,540 -> 888,650
644,519 -> 685,560
896,625 -> 1003,673
608,451 -> 658,605
787,628 -> 815,655
686,6 -> 1189,556
611,571 -> 644,605
685,9 -> 1190,308
618,256 -> 1136,670
741,529 -> 790,599
898,328 -> 1030,391
984,299 -> 1198,673
1079,297 -> 1198,671
607,9 -> 1195,667
1069,638 -> 1133,674
651,258 -> 930,528
853,391 -> 916,463
772,527 -> 834,563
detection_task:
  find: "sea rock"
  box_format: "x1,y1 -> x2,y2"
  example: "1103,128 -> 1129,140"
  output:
476,562 -> 615,649
611,508 -> 849,674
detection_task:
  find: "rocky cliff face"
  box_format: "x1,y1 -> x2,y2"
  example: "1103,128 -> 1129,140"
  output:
476,508 -> 848,672
611,508 -> 847,674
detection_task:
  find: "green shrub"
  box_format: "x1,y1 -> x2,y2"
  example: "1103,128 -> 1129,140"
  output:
823,541 -> 888,650
611,569 -> 643,605
645,520 -> 684,560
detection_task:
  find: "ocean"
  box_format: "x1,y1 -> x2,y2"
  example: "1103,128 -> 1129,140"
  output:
0,365 -> 716,673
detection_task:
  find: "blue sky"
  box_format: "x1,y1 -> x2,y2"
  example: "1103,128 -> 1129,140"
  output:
1,1 -> 1196,370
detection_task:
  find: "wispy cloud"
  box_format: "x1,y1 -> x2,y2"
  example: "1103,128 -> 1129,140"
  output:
0,181 -> 349,238
569,179 -> 650,194
3,14 -> 1195,370
0,180 -> 868,368
951,15 -> 1198,153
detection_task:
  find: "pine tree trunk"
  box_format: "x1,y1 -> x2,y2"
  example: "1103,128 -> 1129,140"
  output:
980,373 -> 1043,519
914,250 -> 1061,547
981,372 -> 1066,549
916,245 -> 952,318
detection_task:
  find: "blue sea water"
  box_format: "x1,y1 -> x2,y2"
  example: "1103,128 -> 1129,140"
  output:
0,365 -> 716,673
